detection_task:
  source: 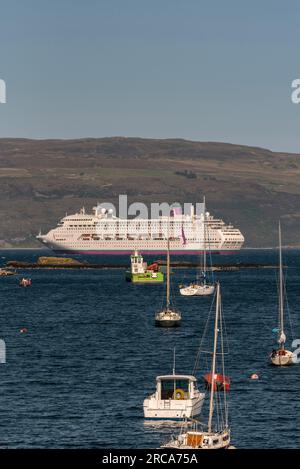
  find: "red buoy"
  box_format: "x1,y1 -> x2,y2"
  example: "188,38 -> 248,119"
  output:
204,373 -> 230,392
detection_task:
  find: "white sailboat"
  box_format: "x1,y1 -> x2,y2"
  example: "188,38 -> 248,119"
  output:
270,222 -> 295,366
162,282 -> 232,449
155,238 -> 181,327
179,198 -> 215,297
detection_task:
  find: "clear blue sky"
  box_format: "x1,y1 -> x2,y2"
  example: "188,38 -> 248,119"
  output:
0,0 -> 300,152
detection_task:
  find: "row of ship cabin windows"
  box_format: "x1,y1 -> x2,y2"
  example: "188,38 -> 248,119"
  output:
60,223 -> 212,229
59,228 -> 219,240
61,223 -> 215,229
76,236 -> 220,242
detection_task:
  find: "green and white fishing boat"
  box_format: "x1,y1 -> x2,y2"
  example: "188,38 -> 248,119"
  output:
125,250 -> 164,283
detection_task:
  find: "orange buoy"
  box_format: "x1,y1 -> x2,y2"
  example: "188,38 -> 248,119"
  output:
204,373 -> 231,391
20,328 -> 28,334
250,373 -> 259,380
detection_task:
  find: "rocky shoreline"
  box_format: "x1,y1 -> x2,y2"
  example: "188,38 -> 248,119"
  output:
4,260 -> 281,271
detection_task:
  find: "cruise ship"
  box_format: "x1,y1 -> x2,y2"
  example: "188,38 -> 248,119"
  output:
37,204 -> 244,255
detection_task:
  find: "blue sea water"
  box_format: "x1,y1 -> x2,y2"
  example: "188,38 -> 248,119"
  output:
0,249 -> 300,449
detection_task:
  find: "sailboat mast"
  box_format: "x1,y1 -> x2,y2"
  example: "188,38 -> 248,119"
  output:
166,237 -> 170,308
279,221 -> 284,348
203,197 -> 206,283
208,282 -> 220,433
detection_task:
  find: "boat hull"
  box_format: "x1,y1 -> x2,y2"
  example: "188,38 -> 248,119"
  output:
125,271 -> 164,283
144,396 -> 205,420
180,284 -> 215,296
155,319 -> 181,327
270,349 -> 295,366
51,249 -> 233,256
162,429 -> 231,449
155,308 -> 181,327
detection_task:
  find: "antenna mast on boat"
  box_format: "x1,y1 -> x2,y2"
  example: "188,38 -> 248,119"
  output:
173,348 -> 176,375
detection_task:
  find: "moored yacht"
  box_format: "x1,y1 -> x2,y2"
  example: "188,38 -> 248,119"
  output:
19,278 -> 32,287
270,222 -> 296,366
179,198 -> 215,297
143,374 -> 205,420
161,282 -> 233,449
155,238 -> 181,327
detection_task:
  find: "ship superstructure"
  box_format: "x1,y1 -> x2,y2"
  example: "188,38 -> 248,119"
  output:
37,204 -> 244,255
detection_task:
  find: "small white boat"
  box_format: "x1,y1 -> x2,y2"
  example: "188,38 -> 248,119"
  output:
143,374 -> 205,420
270,222 -> 296,366
180,197 -> 215,297
270,348 -> 295,366
19,278 -> 32,287
155,309 -> 181,327
163,425 -> 230,449
179,283 -> 215,297
162,282 -> 233,449
155,238 -> 181,327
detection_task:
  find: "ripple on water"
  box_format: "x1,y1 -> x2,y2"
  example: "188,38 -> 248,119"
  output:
0,249 -> 300,448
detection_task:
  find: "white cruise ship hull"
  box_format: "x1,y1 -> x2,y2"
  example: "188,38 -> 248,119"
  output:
38,239 -> 242,255
42,246 -> 238,255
